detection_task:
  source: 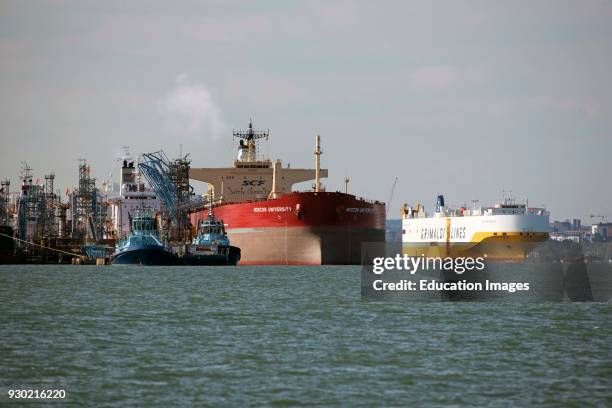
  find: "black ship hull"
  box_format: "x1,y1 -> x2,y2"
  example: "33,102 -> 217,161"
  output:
110,245 -> 177,266
0,226 -> 15,264
181,245 -> 241,266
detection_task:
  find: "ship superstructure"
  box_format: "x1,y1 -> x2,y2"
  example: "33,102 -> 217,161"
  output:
401,195 -> 550,259
190,120 -> 329,203
110,152 -> 161,240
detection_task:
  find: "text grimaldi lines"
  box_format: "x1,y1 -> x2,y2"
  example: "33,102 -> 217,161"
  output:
419,226 -> 467,240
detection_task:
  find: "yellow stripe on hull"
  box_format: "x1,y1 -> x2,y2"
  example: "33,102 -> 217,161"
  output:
402,232 -> 549,260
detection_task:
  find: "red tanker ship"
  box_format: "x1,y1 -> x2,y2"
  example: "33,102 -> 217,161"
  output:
188,121 -> 385,265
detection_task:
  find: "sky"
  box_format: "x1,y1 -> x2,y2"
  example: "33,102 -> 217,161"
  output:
0,0 -> 611,222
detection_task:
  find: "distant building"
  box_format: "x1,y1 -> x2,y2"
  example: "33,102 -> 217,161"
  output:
552,220 -> 572,233
550,218 -> 591,242
550,231 -> 582,243
591,223 -> 611,241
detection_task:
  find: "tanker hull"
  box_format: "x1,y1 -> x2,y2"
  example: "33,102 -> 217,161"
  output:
189,192 -> 385,265
228,226 -> 384,265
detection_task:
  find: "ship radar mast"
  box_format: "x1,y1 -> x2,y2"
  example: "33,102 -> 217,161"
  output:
207,188 -> 215,221
20,162 -> 33,185
502,190 -> 515,206
233,119 -> 269,162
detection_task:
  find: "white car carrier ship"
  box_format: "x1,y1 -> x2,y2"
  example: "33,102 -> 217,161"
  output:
401,195 -> 550,259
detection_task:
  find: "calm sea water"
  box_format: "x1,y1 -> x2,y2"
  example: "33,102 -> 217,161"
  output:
1,265 -> 610,406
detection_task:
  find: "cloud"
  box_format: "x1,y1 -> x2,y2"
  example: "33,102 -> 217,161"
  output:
410,65 -> 460,90
223,74 -> 304,107
181,16 -> 269,44
158,74 -> 225,138
180,2 -> 359,45
408,64 -> 498,91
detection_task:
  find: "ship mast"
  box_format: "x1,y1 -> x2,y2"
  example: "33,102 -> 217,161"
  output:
314,134 -> 322,192
233,119 -> 269,162
207,188 -> 215,220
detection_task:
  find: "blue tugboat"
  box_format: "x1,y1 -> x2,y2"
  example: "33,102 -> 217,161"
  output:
110,210 -> 176,265
182,201 -> 240,266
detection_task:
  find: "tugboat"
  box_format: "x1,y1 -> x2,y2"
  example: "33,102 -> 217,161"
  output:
182,197 -> 240,266
110,210 -> 176,265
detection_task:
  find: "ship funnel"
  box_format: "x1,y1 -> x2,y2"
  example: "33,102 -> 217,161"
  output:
237,139 -> 249,161
401,203 -> 409,219
120,160 -> 136,188
436,195 -> 445,213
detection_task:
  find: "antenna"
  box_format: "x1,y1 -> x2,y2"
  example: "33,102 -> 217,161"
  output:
20,162 -> 33,180
233,119 -> 269,162
502,190 -> 514,204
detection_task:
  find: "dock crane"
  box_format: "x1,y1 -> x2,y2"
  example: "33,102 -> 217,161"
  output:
590,214 -> 609,223
387,177 -> 398,218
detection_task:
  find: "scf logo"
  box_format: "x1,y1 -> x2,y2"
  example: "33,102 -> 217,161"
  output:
242,180 -> 265,186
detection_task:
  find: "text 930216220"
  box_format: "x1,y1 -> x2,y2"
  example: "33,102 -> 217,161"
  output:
7,389 -> 66,399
